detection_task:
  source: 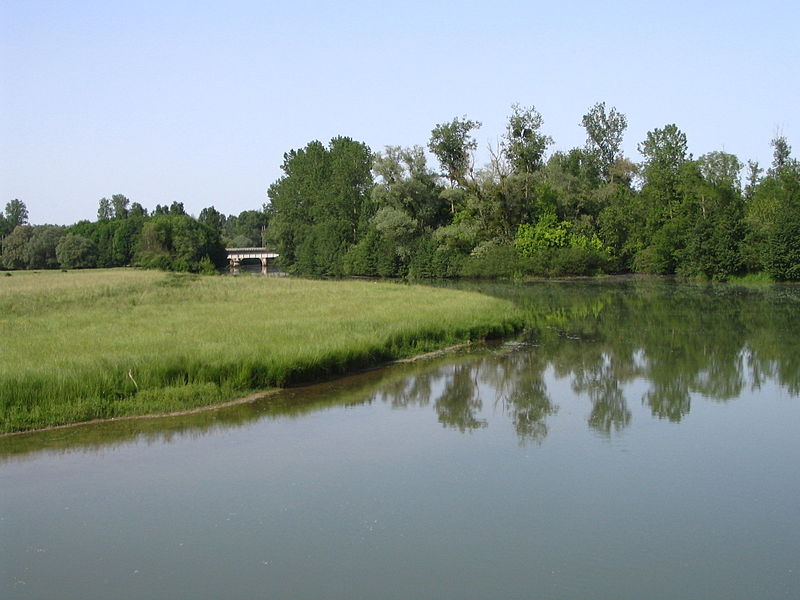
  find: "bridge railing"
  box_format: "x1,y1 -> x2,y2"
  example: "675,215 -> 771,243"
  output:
225,247 -> 279,253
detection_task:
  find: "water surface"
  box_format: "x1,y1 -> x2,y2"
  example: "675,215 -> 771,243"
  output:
2,279 -> 799,599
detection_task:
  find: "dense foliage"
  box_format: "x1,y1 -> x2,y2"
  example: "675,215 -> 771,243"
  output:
265,105 -> 799,281
267,137 -> 373,275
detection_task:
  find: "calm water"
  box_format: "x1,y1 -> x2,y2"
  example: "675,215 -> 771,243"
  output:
2,279 -> 799,599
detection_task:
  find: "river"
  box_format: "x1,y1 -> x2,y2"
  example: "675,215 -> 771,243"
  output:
2,278 -> 799,599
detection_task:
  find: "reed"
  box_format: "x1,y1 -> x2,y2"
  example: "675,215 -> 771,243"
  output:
1,269 -> 524,433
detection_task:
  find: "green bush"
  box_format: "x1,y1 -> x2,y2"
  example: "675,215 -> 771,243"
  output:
343,232 -> 379,276
461,244 -> 522,279
549,246 -> 608,276
408,237 -> 467,279
512,247 -> 609,277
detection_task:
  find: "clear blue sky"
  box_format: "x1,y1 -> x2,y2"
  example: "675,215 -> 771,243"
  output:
1,0 -> 797,225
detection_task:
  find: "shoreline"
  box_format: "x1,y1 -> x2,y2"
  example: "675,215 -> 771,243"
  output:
0,342 -> 475,438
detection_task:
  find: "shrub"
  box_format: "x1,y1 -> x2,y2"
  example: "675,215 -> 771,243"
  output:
461,244 -> 522,279
549,246 -> 608,276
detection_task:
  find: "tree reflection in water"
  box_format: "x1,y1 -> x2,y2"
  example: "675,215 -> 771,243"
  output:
481,347 -> 556,445
465,277 -> 800,432
575,355 -> 631,435
3,278 -> 798,460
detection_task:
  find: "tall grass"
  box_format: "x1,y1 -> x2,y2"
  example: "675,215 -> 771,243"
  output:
1,269 -> 524,433
727,272 -> 775,284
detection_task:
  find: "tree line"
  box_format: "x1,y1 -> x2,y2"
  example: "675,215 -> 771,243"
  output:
267,103 -> 799,281
0,196 -> 269,273
3,102 -> 798,280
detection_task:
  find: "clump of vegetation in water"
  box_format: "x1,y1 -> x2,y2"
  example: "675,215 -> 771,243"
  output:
0,269 -> 524,433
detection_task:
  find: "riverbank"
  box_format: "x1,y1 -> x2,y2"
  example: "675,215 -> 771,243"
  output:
0,341 -> 478,438
0,269 -> 525,434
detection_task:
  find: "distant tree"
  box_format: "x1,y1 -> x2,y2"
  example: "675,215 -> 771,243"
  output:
626,124 -> 692,273
770,134 -> 792,173
267,141 -> 328,266
598,181 -> 645,270
136,219 -> 171,268
25,225 -> 65,269
199,206 -> 226,233
698,151 -> 742,191
267,136 -> 373,274
639,124 -> 689,194
458,105 -> 552,247
428,116 -> 481,188
93,222 -> 114,266
135,214 -> 226,272
110,194 -> 130,219
581,102 -> 628,182
543,148 -> 603,221
56,234 -> 97,269
766,194 -> 800,280
744,160 -> 762,200
372,146 -> 405,185
638,123 -> 689,225
1,225 -> 33,269
5,199 -> 28,228
680,155 -> 746,280
0,213 -> 9,238
466,170 -> 546,241
97,198 -> 112,220
153,204 -> 169,216
65,217 -> 144,268
129,202 -> 148,218
743,136 -> 799,274
111,217 -> 146,265
371,206 -> 418,263
228,234 -> 254,248
223,209 -> 268,247
169,201 -> 186,216
764,150 -> 800,280
503,103 -> 552,175
371,145 -> 446,230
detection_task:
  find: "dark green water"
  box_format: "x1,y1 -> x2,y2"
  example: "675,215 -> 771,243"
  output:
2,279 -> 799,599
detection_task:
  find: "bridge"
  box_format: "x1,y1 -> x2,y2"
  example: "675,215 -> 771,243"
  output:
226,247 -> 279,274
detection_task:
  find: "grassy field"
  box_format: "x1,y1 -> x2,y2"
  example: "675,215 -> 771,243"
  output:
0,269 -> 524,433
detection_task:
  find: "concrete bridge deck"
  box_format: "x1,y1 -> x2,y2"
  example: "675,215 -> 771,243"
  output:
226,247 -> 279,274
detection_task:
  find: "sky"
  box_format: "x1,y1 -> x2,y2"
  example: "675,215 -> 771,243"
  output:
1,0 -> 798,226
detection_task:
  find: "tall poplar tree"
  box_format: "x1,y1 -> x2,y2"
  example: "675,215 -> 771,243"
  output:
267,136 -> 373,275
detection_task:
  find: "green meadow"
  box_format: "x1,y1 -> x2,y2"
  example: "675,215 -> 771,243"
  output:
0,269 -> 524,433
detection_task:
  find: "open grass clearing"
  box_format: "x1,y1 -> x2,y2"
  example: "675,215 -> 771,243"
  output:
1,269 -> 524,433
